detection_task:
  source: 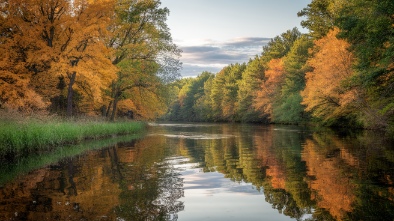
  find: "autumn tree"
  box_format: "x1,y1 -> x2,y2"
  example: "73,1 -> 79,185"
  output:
253,28 -> 302,123
106,0 -> 181,121
0,0 -> 117,116
301,28 -> 359,126
254,59 -> 286,121
1,0 -> 179,120
59,0 -> 117,116
0,0 -> 51,112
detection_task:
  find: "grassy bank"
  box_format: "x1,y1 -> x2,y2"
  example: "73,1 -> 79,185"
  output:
0,119 -> 145,159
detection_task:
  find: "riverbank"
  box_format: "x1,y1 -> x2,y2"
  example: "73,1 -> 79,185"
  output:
0,118 -> 145,160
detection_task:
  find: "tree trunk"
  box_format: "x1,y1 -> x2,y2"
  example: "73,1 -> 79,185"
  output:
106,101 -> 112,118
100,105 -> 107,117
110,97 -> 119,121
67,71 -> 77,117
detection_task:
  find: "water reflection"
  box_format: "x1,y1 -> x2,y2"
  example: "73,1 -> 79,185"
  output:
0,123 -> 393,220
0,136 -> 185,221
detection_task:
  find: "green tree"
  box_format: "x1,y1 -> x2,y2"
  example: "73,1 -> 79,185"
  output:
108,60 -> 168,120
221,63 -> 246,121
237,57 -> 266,122
297,0 -> 348,39
165,78 -> 191,121
210,67 -> 228,121
180,72 -> 212,121
254,28 -> 303,123
274,35 -> 313,124
195,73 -> 215,121
261,28 -> 302,65
336,0 -> 394,129
107,0 -> 181,120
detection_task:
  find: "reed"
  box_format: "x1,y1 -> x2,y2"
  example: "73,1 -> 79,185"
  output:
0,119 -> 145,159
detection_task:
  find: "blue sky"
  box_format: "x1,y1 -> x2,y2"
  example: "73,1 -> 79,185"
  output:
160,0 -> 312,77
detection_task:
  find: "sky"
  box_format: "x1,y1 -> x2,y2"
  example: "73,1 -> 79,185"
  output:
160,0 -> 312,77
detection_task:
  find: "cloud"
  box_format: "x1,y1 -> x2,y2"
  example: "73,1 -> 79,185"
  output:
223,37 -> 271,48
182,46 -> 221,53
178,37 -> 270,77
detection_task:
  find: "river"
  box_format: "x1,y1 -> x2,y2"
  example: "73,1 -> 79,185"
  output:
0,123 -> 393,220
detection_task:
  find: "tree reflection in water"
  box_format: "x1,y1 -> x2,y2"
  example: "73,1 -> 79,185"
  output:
115,161 -> 185,221
0,124 -> 394,221
111,139 -> 186,221
0,136 -> 186,221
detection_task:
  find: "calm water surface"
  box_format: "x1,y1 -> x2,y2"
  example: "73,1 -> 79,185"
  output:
1,123 -> 394,220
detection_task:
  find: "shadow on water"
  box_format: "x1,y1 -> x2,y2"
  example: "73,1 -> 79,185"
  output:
0,134 -> 143,187
0,123 -> 393,220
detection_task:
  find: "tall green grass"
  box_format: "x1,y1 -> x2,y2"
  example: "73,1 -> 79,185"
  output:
0,119 -> 145,159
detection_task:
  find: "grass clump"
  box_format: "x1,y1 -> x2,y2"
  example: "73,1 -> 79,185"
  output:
0,119 -> 145,160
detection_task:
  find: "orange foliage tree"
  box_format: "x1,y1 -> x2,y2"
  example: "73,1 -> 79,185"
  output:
253,58 -> 285,121
45,0 -> 117,116
301,28 -> 358,124
0,0 -> 50,112
0,0 -> 117,116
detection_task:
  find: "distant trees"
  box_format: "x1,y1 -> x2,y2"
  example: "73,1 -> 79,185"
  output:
165,0 -> 394,131
165,28 -> 309,124
2,0 -> 394,129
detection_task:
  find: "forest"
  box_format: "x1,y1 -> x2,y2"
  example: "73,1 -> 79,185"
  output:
0,0 -> 181,120
1,0 -> 394,131
165,0 -> 394,131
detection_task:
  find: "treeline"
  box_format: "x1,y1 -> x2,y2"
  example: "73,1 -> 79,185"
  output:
0,0 -> 181,120
165,0 -> 394,130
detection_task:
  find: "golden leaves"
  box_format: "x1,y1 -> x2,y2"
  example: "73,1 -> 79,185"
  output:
0,0 -> 118,114
0,72 -> 47,111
